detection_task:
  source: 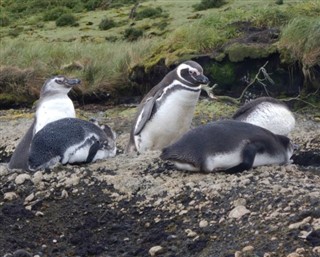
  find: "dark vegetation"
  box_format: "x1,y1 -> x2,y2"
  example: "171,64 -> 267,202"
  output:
193,0 -> 226,11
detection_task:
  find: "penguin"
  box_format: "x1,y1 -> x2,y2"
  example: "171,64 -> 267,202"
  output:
28,118 -> 117,171
127,60 -> 209,153
8,75 -> 80,171
160,120 -> 295,173
232,97 -> 295,135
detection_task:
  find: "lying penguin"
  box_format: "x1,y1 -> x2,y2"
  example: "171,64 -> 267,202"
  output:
161,120 -> 295,173
232,97 -> 295,135
8,76 -> 80,171
28,118 -> 117,171
127,60 -> 209,153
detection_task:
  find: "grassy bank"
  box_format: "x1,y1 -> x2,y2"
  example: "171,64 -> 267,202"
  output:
0,0 -> 319,104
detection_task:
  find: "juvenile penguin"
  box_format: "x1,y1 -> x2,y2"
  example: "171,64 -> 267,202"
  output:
161,120 -> 295,173
8,76 -> 80,171
232,97 -> 295,135
28,118 -> 117,171
127,60 -> 209,153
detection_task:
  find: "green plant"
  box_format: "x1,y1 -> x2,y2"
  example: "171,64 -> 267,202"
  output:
43,7 -> 70,21
56,13 -> 76,27
0,13 -> 10,27
99,18 -> 116,30
84,0 -> 103,11
124,27 -> 143,41
135,7 -> 164,20
193,0 -> 226,11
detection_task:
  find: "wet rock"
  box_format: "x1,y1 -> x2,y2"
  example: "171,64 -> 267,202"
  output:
229,205 -> 250,219
286,253 -> 299,257
313,246 -> 320,254
24,192 -> 34,203
185,229 -> 197,238
32,171 -> 43,185
242,245 -> 254,252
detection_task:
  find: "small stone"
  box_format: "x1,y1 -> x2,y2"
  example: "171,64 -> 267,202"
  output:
234,251 -> 242,257
4,192 -> 18,201
149,245 -> 164,256
289,216 -> 312,230
12,249 -> 32,257
24,193 -> 35,203
229,205 -> 250,219
185,229 -> 197,238
15,174 -> 31,185
199,219 -> 208,228
233,198 -> 247,207
35,211 -> 44,217
0,165 -> 9,177
313,246 -> 320,253
32,171 -> 43,185
295,248 -> 305,254
286,253 -> 299,257
242,245 -> 254,252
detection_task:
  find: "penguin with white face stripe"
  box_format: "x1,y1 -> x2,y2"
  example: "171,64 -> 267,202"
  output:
232,97 -> 295,136
8,75 -> 80,171
28,118 -> 117,171
161,120 -> 295,173
126,60 -> 209,153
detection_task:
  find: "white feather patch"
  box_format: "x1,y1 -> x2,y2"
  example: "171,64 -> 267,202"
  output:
135,80 -> 201,152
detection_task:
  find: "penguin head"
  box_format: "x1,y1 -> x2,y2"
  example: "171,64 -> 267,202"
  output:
176,60 -> 209,86
40,75 -> 81,96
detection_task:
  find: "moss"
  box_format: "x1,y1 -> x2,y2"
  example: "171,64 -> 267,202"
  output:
206,62 -> 237,86
225,43 -> 277,62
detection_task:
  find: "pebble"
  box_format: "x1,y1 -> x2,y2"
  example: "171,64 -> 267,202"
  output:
15,174 -> 31,185
233,198 -> 247,207
313,246 -> 320,253
286,253 -> 299,257
185,229 -> 197,238
24,193 -> 35,203
234,251 -> 242,257
4,192 -> 18,201
0,165 -> 8,176
149,245 -> 164,256
289,216 -> 312,230
229,205 -> 250,219
32,171 -> 43,185
199,219 -> 208,228
242,245 -> 254,252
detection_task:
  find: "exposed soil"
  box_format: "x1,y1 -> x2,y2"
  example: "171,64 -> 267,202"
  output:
0,100 -> 320,257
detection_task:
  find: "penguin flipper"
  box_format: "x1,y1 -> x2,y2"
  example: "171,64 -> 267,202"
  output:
86,137 -> 100,163
225,144 -> 257,174
134,97 -> 156,135
8,120 -> 35,171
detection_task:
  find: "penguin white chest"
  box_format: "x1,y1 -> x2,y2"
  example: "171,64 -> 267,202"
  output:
35,97 -> 76,134
136,88 -> 200,152
244,103 -> 295,135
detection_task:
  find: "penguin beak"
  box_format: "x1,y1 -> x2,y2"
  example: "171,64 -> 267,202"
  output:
65,78 -> 81,87
194,74 -> 209,84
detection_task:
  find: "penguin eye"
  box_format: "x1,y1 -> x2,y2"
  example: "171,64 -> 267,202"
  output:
55,78 -> 66,85
189,70 -> 199,77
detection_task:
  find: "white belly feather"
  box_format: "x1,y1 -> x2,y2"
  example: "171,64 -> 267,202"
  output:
35,97 -> 76,134
243,103 -> 295,135
135,87 -> 200,152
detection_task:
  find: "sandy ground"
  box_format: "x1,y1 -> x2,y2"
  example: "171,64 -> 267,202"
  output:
0,100 -> 320,257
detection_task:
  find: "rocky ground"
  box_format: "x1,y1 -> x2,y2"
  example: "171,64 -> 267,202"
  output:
0,100 -> 320,257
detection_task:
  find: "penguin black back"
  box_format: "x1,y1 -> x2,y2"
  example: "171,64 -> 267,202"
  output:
161,120 -> 294,173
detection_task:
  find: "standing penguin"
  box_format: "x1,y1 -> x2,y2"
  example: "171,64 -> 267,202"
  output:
8,76 -> 80,170
127,60 -> 209,153
161,120 -> 295,173
232,97 -> 295,135
28,118 -> 117,171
